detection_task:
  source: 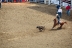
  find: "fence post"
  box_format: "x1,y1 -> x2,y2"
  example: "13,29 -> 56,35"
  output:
48,0 -> 50,5
71,0 -> 72,9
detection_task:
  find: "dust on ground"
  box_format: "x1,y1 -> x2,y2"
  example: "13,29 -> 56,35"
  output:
0,2 -> 72,48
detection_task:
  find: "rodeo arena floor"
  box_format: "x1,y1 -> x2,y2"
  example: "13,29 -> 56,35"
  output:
0,2 -> 72,48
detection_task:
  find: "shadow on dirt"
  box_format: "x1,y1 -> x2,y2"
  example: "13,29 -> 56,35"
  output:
49,27 -> 66,31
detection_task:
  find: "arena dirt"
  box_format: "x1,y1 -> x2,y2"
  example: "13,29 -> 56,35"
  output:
0,2 -> 72,48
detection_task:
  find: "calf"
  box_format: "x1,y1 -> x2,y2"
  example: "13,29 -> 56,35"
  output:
36,26 -> 45,32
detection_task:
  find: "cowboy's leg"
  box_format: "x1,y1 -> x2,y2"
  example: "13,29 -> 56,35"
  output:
56,9 -> 58,13
57,16 -> 60,24
59,12 -> 62,18
68,10 -> 70,16
58,12 -> 62,18
58,17 -> 60,24
67,10 -> 70,16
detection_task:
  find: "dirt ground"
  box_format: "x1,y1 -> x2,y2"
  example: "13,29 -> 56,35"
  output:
0,2 -> 72,48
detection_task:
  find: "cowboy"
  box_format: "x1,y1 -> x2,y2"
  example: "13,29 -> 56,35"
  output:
56,14 -> 60,24
66,4 -> 71,16
57,7 -> 62,18
56,4 -> 60,11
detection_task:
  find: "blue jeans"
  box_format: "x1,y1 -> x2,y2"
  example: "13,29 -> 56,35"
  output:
67,10 -> 70,16
57,16 -> 60,24
56,9 -> 58,13
57,12 -> 62,18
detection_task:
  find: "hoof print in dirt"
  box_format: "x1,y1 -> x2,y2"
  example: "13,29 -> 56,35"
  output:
36,26 -> 45,32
